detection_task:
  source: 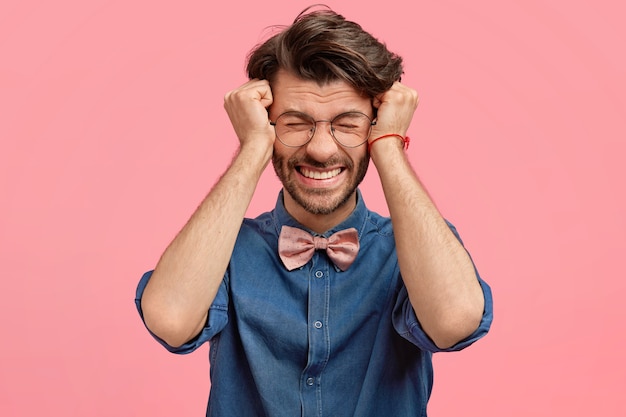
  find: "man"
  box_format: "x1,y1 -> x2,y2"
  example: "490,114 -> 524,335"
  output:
136,7 -> 493,416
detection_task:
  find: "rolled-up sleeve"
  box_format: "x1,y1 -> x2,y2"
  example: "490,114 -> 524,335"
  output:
393,274 -> 493,352
134,270 -> 229,354
392,220 -> 494,352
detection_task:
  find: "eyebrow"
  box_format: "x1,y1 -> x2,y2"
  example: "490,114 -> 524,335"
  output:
271,108 -> 375,120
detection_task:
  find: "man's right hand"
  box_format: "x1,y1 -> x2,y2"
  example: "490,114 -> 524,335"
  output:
224,79 -> 275,150
142,79 -> 276,348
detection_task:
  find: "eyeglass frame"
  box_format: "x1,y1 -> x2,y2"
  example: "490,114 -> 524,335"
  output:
269,111 -> 377,148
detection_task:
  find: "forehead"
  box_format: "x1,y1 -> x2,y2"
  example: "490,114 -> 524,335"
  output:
271,69 -> 371,116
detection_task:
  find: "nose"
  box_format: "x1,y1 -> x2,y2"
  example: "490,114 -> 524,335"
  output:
305,121 -> 340,161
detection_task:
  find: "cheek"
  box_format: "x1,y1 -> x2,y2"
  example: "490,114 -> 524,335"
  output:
349,149 -> 369,168
274,143 -> 307,167
271,143 -> 286,163
352,151 -> 370,180
273,141 -> 296,158
271,146 -> 295,176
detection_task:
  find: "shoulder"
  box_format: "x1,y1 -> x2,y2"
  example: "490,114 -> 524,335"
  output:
362,208 -> 394,238
234,210 -> 280,249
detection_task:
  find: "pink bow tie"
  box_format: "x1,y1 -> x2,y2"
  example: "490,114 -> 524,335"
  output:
278,225 -> 360,271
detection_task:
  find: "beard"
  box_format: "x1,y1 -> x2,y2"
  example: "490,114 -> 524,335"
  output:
272,151 -> 369,215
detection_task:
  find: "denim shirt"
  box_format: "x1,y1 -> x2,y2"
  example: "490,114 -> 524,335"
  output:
135,190 -> 493,417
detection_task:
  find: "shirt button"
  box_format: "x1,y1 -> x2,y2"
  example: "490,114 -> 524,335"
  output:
315,271 -> 323,278
306,377 -> 315,386
314,321 -> 323,329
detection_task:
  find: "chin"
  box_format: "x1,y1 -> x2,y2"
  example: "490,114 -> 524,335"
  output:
289,186 -> 356,215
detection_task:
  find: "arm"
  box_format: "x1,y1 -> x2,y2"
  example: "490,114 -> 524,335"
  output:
369,83 -> 485,349
140,79 -> 275,347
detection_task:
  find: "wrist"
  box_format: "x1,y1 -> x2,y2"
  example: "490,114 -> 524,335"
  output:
368,134 -> 410,153
237,140 -> 273,167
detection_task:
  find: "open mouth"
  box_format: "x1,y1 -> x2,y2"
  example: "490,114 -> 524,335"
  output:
298,167 -> 342,180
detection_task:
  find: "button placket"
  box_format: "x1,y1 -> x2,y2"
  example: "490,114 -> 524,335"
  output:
300,260 -> 330,415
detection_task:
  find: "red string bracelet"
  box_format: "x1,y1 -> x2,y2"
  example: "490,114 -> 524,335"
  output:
368,134 -> 410,152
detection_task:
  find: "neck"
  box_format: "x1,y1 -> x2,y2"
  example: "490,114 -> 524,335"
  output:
283,191 -> 357,234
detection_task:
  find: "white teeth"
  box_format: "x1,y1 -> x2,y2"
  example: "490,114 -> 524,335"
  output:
300,167 -> 341,180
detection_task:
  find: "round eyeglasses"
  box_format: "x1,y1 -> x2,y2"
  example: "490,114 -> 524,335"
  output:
269,111 -> 376,148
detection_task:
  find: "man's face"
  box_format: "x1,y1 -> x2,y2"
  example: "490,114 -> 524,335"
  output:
269,70 -> 372,217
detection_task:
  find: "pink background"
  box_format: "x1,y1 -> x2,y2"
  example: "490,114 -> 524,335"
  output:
1,0 -> 624,416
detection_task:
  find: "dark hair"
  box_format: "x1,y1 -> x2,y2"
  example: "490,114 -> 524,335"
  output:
246,6 -> 403,98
